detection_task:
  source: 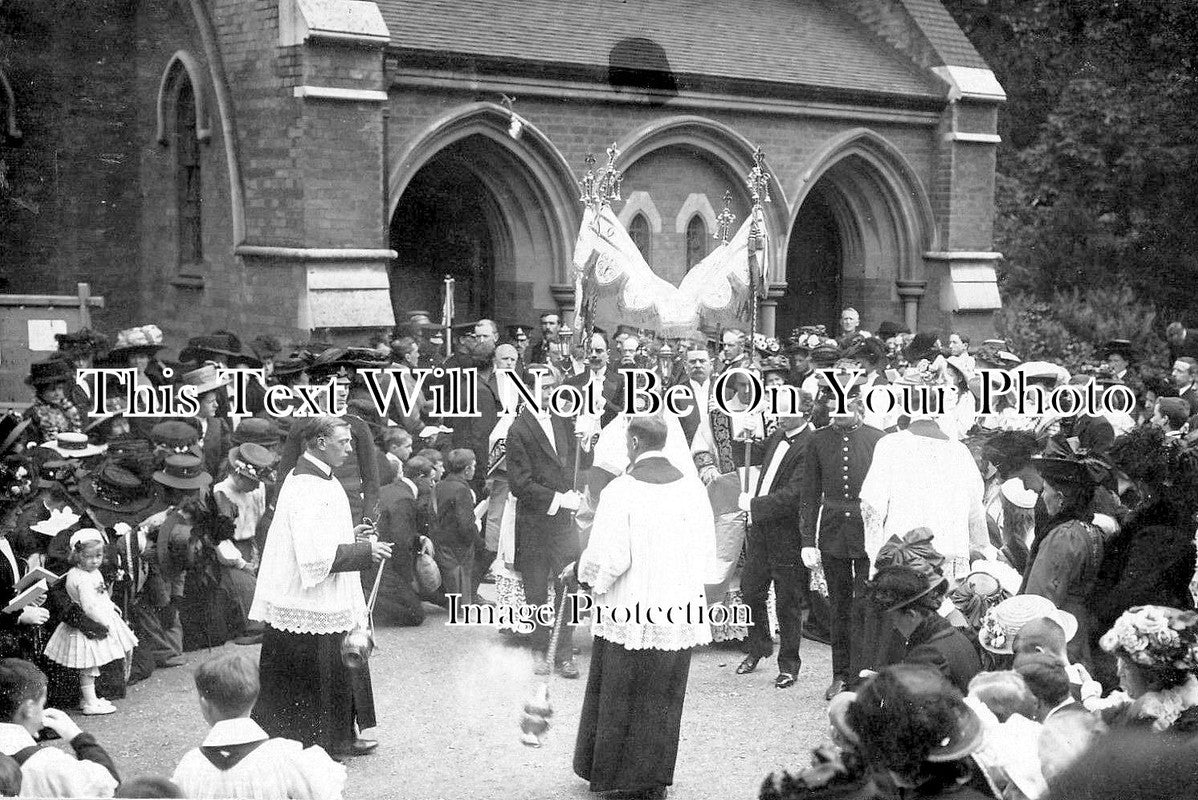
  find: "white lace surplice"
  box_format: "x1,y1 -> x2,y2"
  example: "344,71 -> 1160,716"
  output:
578,467 -> 721,650
249,466 -> 367,634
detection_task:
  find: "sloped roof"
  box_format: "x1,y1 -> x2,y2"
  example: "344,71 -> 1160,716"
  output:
378,0 -> 947,101
896,0 -> 988,69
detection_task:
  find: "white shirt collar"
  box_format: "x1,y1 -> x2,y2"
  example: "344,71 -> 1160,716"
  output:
202,717 -> 270,748
633,449 -> 666,464
301,451 -> 333,477
0,723 -> 35,754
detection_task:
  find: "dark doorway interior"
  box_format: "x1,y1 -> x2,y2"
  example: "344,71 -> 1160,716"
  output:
779,186 -> 842,335
389,157 -> 498,323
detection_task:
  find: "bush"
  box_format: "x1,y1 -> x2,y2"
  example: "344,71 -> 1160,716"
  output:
996,285 -> 1168,371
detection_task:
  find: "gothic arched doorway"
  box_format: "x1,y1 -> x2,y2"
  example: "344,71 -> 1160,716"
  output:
387,108 -> 578,331
780,185 -> 843,334
390,154 -> 499,322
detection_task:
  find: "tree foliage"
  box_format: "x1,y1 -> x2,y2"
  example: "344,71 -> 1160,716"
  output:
944,0 -> 1198,323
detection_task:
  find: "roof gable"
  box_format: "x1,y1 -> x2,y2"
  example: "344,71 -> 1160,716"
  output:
378,0 -> 947,101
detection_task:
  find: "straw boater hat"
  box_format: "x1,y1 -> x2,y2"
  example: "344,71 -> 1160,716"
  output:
39,432 -> 106,459
153,453 -> 211,491
107,325 -> 164,362
25,358 -> 73,389
179,364 -> 231,397
226,443 -> 278,484
978,594 -> 1079,654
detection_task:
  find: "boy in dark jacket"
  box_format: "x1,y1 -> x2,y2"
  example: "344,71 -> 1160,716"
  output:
431,449 -> 481,604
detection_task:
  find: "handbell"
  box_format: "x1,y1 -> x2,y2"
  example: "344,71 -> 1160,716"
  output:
340,625 -> 374,670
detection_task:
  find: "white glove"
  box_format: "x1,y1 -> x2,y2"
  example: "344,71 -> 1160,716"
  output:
112,522 -> 133,538
557,490 -> 582,512
737,493 -> 752,513
699,466 -> 719,486
801,547 -> 820,570
18,606 -> 49,626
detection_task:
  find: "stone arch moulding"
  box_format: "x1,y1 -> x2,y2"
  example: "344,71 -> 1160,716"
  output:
155,51 -> 212,145
616,115 -> 791,283
618,191 -> 663,233
675,193 -> 717,234
787,127 -> 938,284
388,102 -> 581,283
0,67 -> 21,139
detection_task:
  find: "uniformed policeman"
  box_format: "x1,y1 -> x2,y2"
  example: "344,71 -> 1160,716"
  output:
801,389 -> 884,700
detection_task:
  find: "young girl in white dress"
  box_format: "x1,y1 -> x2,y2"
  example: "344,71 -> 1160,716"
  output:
43,528 -> 139,715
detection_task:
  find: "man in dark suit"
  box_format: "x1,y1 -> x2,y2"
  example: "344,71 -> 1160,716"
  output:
507,367 -> 581,679
1171,357 -> 1198,413
444,319 -> 502,496
564,330 -> 625,428
735,388 -> 814,689
802,391 -> 885,699
676,346 -> 714,447
374,456 -> 429,626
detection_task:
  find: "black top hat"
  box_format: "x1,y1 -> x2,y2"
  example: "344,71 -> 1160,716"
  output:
78,462 -> 156,516
25,359 -> 74,388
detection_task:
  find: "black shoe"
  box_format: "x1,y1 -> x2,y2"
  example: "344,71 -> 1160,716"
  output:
825,677 -> 847,701
332,738 -> 378,757
775,672 -> 797,689
735,655 -> 761,675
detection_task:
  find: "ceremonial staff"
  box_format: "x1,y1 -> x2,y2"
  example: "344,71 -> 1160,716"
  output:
574,144 -> 623,350
441,275 -> 455,361
741,149 -> 772,493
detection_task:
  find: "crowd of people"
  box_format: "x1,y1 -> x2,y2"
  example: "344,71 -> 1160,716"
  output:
1,307 -> 1198,797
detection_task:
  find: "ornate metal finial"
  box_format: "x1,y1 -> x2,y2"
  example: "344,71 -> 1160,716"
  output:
500,94 -> 516,112
714,189 -> 737,243
578,145 -> 623,214
747,147 -> 772,205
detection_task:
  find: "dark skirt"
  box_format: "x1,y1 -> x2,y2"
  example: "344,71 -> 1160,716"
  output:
573,636 -> 692,794
253,624 -> 376,752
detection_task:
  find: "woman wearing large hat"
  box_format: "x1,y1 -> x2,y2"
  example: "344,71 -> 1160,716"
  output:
1097,605 -> 1198,734
105,324 -> 168,388
1021,445 -> 1124,668
23,359 -> 84,444
760,664 -> 991,800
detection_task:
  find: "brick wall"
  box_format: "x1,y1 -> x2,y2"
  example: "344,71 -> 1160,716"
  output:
1,0 -> 141,331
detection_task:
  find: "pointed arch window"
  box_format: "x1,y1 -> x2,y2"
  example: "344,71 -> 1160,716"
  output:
629,213 -> 651,262
685,215 -> 708,271
175,78 -> 202,267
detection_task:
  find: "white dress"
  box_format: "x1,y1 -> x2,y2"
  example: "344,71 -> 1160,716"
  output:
44,568 -> 138,669
859,427 -> 987,579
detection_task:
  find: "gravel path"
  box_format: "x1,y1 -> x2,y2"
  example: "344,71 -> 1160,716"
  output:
76,592 -> 832,799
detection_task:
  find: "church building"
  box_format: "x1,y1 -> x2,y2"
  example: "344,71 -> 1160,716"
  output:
1,0 -> 1005,345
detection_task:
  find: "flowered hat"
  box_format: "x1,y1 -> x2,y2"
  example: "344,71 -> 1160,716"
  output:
978,594 -> 1079,654
226,443 -> 277,484
108,325 -> 164,361
786,325 -> 829,354
1099,605 -> 1198,672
